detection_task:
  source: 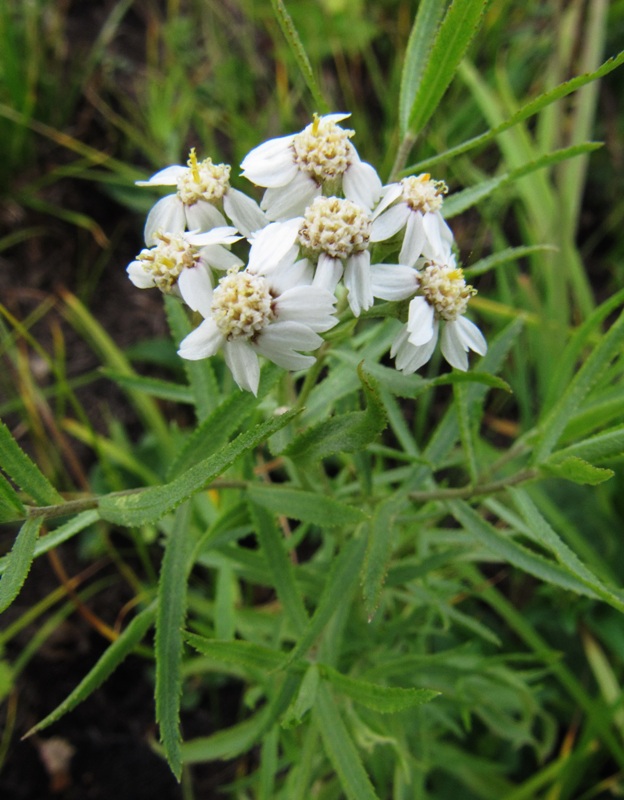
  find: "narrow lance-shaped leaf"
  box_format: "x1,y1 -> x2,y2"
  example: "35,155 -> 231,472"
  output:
155,503 -> 193,780
0,470 -> 25,523
285,366 -> 387,463
25,605 -> 156,736
98,409 -> 300,525
541,456 -> 614,486
184,634 -> 288,674
320,664 -> 440,713
314,681 -> 381,800
0,517 -> 42,613
362,493 -> 408,621
248,485 -> 367,529
399,0 -> 447,134
406,0 -> 489,137
0,420 -> 63,506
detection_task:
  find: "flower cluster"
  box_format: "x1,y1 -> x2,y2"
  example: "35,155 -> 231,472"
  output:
127,113 -> 486,393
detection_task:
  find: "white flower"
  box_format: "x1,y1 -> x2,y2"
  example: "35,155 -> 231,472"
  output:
240,113 -> 382,220
371,173 -> 454,266
387,252 -> 487,373
137,148 -> 267,244
126,227 -> 243,306
177,255 -> 337,395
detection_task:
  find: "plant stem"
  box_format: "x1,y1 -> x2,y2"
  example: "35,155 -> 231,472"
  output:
409,468 -> 538,503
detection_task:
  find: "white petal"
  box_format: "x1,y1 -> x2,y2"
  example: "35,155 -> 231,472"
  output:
370,264 -> 418,301
276,286 -> 337,332
406,297 -> 435,346
266,258 -> 314,294
440,321 -> 468,371
343,251 -> 373,317
342,159 -> 383,212
127,261 -> 156,289
313,253 -> 344,293
399,211 -> 427,266
177,266 -> 214,315
372,182 -> 403,219
186,226 -> 241,246
261,173 -> 320,221
136,165 -> 186,186
144,195 -> 185,245
240,134 -> 298,187
370,202 -> 410,242
390,325 -> 410,359
223,187 -> 268,236
438,211 -> 455,248
397,326 -> 439,373
185,200 -> 227,232
455,316 -> 487,355
319,112 -> 352,125
247,219 -> 302,274
198,245 -> 243,271
223,340 -> 261,394
255,321 -> 321,369
178,318 -> 223,361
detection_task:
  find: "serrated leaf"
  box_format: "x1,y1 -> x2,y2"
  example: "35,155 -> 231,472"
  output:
541,456 -> 614,485
285,366 -> 387,463
0,470 -> 25,522
184,634 -> 287,673
406,50 -> 624,173
98,409 -> 299,525
100,368 -> 194,404
248,485 -> 367,528
362,494 -> 407,621
282,664 -> 320,728
320,664 -> 440,713
449,500 -> 624,608
406,0 -> 489,137
0,517 -> 42,612
167,363 -> 281,480
443,142 -> 602,218
534,309 -> 624,463
0,420 -> 63,506
156,503 -> 193,780
314,682 -> 381,800
399,0 -> 447,134
555,424 -> 624,465
248,500 -> 309,633
25,605 -> 156,736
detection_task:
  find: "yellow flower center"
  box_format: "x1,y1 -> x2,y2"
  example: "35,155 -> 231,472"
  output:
211,271 -> 275,341
292,115 -> 355,184
401,173 -> 448,214
176,148 -> 231,205
137,232 -> 200,292
420,262 -> 476,321
298,196 -> 371,259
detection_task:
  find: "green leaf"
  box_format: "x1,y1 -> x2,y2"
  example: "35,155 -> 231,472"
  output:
283,536 -> 367,668
0,470 -> 25,522
406,0 -> 489,136
398,0 -> 447,135
98,409 -> 299,525
269,0 -> 328,112
0,517 -> 42,612
248,500 -> 309,634
541,456 -> 614,486
248,485 -> 367,529
463,245 -> 558,279
361,494 -> 407,621
282,664 -> 320,728
155,503 -> 193,780
100,368 -> 194,404
167,363 -> 281,480
285,366 -> 387,462
184,634 -> 287,673
406,50 -> 624,173
449,500 -> 624,608
443,142 -> 602,218
0,419 -> 63,506
509,489 -> 624,614
25,605 -> 156,736
320,664 -> 440,713
533,309 -> 624,463
555,424 -> 624,465
314,681 -> 381,800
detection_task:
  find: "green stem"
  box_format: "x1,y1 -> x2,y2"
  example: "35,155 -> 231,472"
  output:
388,131 -> 417,182
409,468 -> 538,503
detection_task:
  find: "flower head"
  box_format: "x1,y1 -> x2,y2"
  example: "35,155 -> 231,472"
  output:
388,250 -> 487,373
137,148 -> 267,244
371,172 -> 453,266
240,113 -> 382,220
178,253 -> 337,395
126,227 -> 243,308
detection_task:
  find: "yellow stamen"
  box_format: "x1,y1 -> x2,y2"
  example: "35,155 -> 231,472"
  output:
449,269 -> 463,281
187,147 -> 200,182
312,113 -> 320,136
421,173 -> 431,182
